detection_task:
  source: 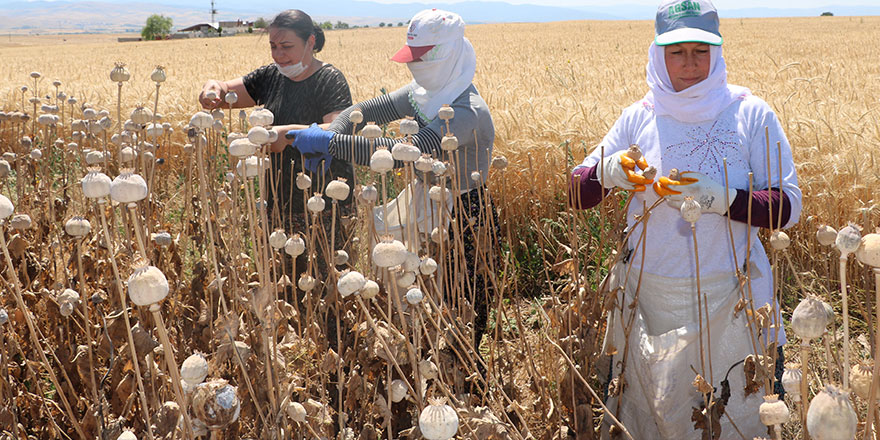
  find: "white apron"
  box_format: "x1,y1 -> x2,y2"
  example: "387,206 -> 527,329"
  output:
601,263 -> 767,439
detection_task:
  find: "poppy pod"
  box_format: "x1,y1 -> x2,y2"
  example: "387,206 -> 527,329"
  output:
295,173 -> 312,190
224,91 -> 238,104
190,111 -> 213,130
806,384 -> 857,440
399,117 -> 419,135
337,270 -> 366,298
82,168 -> 111,199
372,236 -> 407,268
349,109 -> 364,124
180,353 -> 209,386
419,397 -> 458,440
326,179 -> 350,201
361,280 -> 380,300
370,147 -> 394,173
284,234 -> 305,257
110,169 -> 148,203
192,380 -> 240,430
127,264 -> 169,307
361,122 -> 382,139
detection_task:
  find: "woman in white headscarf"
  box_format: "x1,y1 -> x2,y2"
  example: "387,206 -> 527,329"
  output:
287,8 -> 496,349
569,0 -> 801,438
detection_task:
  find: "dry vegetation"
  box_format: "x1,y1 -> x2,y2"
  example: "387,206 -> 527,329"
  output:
0,16 -> 878,439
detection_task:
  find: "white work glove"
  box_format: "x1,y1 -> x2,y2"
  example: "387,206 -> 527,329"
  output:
658,171 -> 737,215
598,150 -> 653,192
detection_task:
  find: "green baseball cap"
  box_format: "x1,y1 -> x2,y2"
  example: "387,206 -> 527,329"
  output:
655,0 -> 723,46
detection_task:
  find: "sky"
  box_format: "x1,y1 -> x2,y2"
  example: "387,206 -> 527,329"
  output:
369,0 -> 880,7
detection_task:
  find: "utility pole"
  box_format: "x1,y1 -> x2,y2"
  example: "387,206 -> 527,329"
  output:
211,0 -> 217,23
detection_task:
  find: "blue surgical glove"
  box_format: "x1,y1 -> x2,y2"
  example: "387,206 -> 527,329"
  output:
304,154 -> 333,174
286,123 -> 335,156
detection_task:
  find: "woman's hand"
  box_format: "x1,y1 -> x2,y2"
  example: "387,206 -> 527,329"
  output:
199,80 -> 226,109
598,150 -> 654,192
658,171 -> 737,215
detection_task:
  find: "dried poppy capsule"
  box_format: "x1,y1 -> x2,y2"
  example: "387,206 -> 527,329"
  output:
856,233 -> 880,267
491,155 -> 508,170
781,363 -> 802,403
57,289 -> 80,317
190,111 -> 213,130
361,122 -> 383,139
268,229 -> 287,250
360,184 -> 379,203
680,196 -> 701,223
326,178 -> 350,201
228,138 -> 257,157
370,147 -> 394,173
224,91 -> 238,104
372,236 -> 407,268
82,168 -> 111,199
849,362 -> 878,400
247,126 -> 270,145
437,105 -> 454,121
361,280 -> 379,300
65,217 -> 91,237
150,65 -> 166,83
248,108 -> 274,126
130,106 -> 153,125
806,384 -> 857,440
392,142 -> 421,162
295,172 -> 312,190
192,379 -> 240,430
836,224 -> 862,255
127,264 -> 169,307
405,287 -> 423,305
400,117 -> 420,136
110,63 -> 130,83
337,270 -> 366,298
307,193 -> 326,213
769,231 -> 790,250
758,394 -> 789,429
110,169 -> 148,203
419,397 -> 458,440
440,133 -> 458,151
349,109 -> 364,125
284,234 -> 305,257
791,295 -> 829,341
297,274 -> 316,292
180,353 -> 208,386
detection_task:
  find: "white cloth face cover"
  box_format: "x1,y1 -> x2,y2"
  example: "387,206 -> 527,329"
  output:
644,42 -> 750,123
406,37 -> 476,121
275,39 -> 313,80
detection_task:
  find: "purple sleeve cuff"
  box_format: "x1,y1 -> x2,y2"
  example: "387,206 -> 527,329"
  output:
727,188 -> 791,229
569,165 -> 610,210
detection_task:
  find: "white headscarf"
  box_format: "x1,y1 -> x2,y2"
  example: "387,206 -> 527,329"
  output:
407,37 -> 476,121
644,42 -> 750,123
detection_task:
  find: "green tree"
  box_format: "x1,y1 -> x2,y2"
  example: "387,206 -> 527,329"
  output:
335,21 -> 349,29
379,22 -> 386,27
820,11 -> 834,16
320,21 -> 333,30
141,14 -> 172,40
397,22 -> 403,27
253,17 -> 268,28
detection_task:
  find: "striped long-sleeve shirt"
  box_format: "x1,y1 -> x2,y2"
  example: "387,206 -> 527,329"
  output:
327,82 -> 494,191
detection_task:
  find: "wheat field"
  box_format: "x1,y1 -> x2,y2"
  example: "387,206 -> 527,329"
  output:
0,16 -> 879,439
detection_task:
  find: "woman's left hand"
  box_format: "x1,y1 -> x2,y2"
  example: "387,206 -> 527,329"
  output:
658,171 -> 737,215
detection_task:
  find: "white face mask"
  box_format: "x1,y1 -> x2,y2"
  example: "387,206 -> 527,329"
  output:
275,39 -> 313,80
277,62 -> 308,79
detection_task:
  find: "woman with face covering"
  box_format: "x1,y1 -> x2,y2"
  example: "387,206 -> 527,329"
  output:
198,9 -> 354,231
287,9 -> 497,351
570,1 -> 801,438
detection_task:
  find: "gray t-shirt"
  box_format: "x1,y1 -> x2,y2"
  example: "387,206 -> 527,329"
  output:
327,83 -> 494,191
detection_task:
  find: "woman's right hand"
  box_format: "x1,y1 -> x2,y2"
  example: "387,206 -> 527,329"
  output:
598,150 -> 653,192
199,80 -> 225,109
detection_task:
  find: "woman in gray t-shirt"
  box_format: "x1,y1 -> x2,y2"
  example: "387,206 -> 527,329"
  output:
288,8 -> 497,349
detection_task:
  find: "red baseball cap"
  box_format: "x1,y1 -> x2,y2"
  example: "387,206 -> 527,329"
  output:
390,9 -> 465,63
